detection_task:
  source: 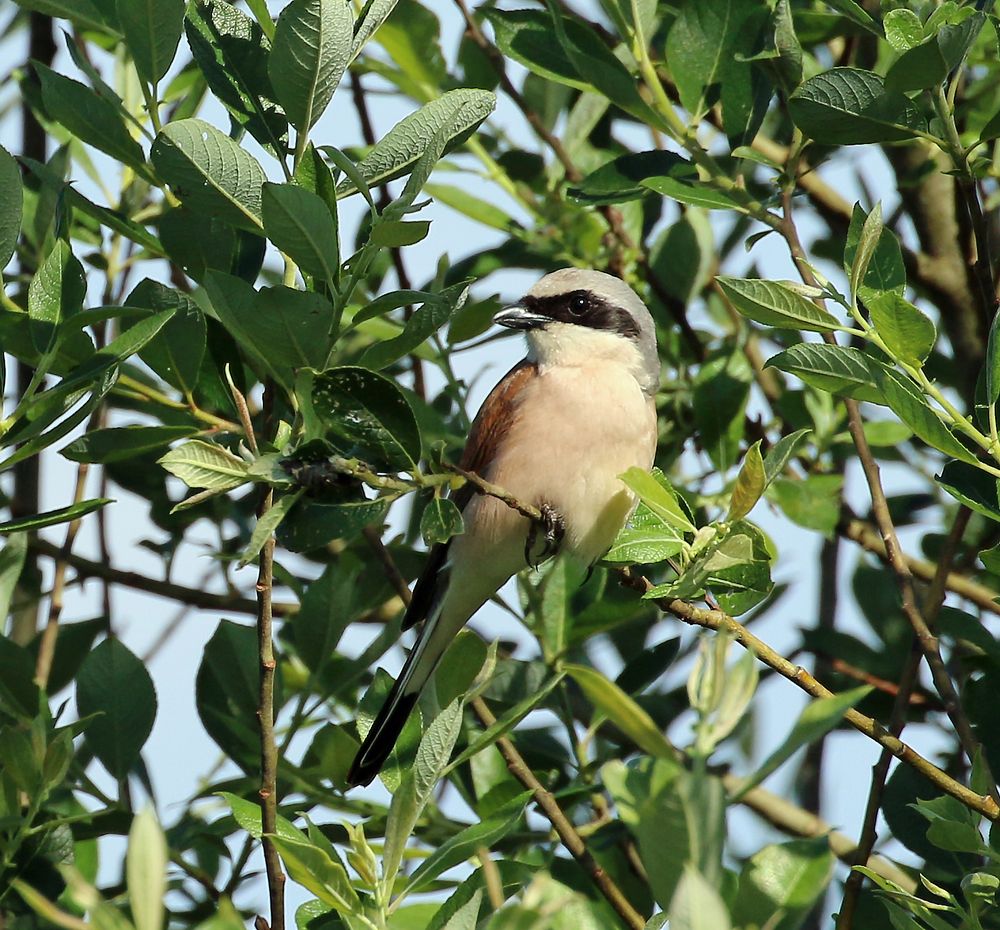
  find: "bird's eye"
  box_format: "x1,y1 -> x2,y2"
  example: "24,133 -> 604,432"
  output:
569,293 -> 589,315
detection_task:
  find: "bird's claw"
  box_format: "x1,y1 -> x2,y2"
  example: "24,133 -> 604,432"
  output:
525,503 -> 565,569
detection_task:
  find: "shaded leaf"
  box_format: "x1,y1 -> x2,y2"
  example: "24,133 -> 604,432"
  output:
61,425 -> 197,463
0,144 -> 23,270
262,182 -> 339,284
117,0 -> 184,84
0,498 -> 112,533
789,68 -> 926,144
765,343 -> 885,404
77,638 -> 157,779
311,366 -> 421,469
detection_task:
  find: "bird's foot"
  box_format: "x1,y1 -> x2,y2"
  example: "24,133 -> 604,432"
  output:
525,502 -> 565,569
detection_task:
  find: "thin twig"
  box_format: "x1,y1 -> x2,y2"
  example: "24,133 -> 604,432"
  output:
839,517 -> 1000,618
29,538 -> 298,617
471,696 -> 647,930
836,507 -> 971,929
255,381 -> 285,930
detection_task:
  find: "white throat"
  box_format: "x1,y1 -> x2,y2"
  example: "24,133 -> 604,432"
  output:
525,323 -> 657,395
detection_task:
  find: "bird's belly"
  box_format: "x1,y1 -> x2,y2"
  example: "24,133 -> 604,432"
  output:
484,366 -> 657,566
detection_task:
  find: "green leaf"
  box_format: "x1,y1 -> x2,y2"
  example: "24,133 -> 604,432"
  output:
197,622 -> 268,767
789,68 -> 926,145
383,700 -> 464,889
28,239 -> 87,354
762,428 -> 811,485
311,366 -> 421,470
844,203 -> 906,303
23,156 -> 164,255
884,8 -> 924,52
61,425 -> 197,464
565,664 -> 674,759
936,461 -> 1000,522
350,0 -> 399,63
272,836 -> 360,914
768,476 -> 842,535
77,638 -> 158,779
543,0 -> 664,128
666,0 -> 770,142
0,535 -> 27,621
640,175 -> 741,211
203,273 -> 333,387
604,501 -> 686,565
239,490 -> 304,566
0,144 -> 23,270
728,440 -> 765,521
669,866 -> 732,930
184,0 -> 287,154
485,8 -> 589,91
604,758 -> 725,910
0,498 -> 113,533
151,118 -> 266,232
35,63 -> 149,175
278,496 -> 388,551
13,0 -> 112,32
885,13 -> 984,93
731,686 -> 870,800
369,219 -> 430,248
717,277 -> 841,332
420,496 -> 464,546
117,0 -> 185,84
765,344 -> 885,404
292,561 -> 358,674
158,439 -> 251,491
867,294 -> 936,366
876,367 -> 979,465
571,150 -> 695,205
359,285 -> 464,370
732,838 -> 834,930
986,306 -> 1000,405
268,0 -> 353,132
403,791 -> 533,896
338,89 -> 496,196
693,351 -> 752,470
445,673 -> 565,772
126,807 -> 167,930
849,201 -> 883,302
262,182 -> 339,284
619,467 -> 695,534
124,279 -> 207,395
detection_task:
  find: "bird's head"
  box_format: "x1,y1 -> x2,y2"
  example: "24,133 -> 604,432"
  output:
493,268 -> 660,396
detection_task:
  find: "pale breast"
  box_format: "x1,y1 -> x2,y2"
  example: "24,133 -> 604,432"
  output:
485,363 -> 657,565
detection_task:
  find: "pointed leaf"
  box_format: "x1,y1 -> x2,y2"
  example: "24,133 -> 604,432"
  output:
337,90 -> 496,196
789,68 -> 926,144
158,439 -> 251,491
117,0 -> 185,84
262,182 -> 339,283
151,118 -> 265,232
868,293 -> 936,366
765,343 -> 885,404
0,145 -> 23,270
126,807 -> 167,930
35,63 -> 149,175
717,276 -> 841,332
728,440 -> 765,521
268,0 -> 353,131
77,638 -> 158,779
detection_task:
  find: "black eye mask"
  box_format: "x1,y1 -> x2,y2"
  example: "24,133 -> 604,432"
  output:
521,290 -> 640,339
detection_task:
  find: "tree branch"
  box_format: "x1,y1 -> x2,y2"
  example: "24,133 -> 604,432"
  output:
616,566 -> 998,821
471,696 -> 647,930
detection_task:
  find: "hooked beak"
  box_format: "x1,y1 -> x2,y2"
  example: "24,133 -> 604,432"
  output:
493,304 -> 550,330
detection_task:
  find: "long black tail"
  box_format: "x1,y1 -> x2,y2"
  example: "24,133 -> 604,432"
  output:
346,668 -> 420,787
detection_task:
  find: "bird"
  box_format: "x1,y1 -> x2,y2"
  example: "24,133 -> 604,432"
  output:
346,268 -> 660,787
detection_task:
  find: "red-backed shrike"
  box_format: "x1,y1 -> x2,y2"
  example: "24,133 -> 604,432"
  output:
347,268 -> 660,787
